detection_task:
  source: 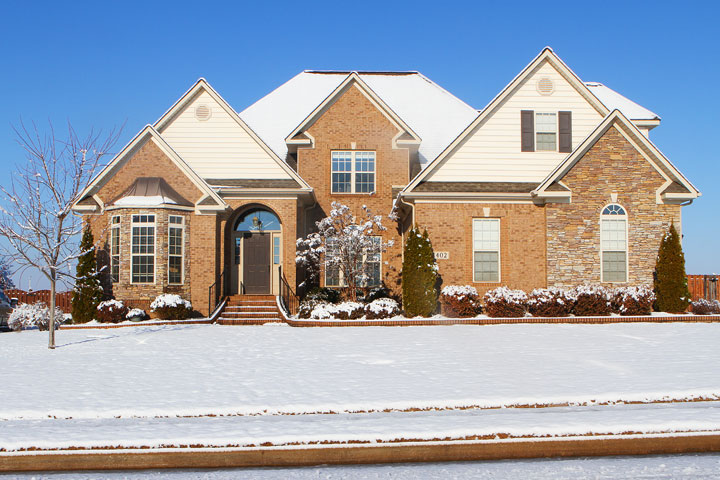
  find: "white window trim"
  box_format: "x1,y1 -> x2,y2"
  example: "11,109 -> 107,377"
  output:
600,204 -> 630,283
131,214 -> 156,285
325,236 -> 382,288
331,150 -> 376,194
472,218 -> 501,283
110,215 -> 121,284
168,215 -> 185,285
535,111 -> 559,152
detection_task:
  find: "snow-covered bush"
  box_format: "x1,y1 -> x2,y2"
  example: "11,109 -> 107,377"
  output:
611,285 -> 655,316
96,299 -> 128,323
364,298 -> 400,319
309,301 -> 365,320
440,285 -> 481,318
151,294 -> 192,320
332,301 -> 365,320
298,299 -> 325,319
691,298 -> 720,315
572,285 -> 612,316
527,287 -> 575,317
483,287 -> 528,318
126,308 -> 147,321
8,302 -> 64,331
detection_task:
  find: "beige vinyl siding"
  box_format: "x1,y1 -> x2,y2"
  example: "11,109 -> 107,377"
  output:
425,60 -> 604,183
160,91 -> 292,180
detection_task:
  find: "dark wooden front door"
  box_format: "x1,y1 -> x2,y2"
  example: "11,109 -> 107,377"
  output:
243,232 -> 270,294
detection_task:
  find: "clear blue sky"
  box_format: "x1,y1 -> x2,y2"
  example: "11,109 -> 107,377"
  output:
1,0 -> 718,289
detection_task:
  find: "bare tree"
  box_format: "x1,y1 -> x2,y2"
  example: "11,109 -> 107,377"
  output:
0,121 -> 120,348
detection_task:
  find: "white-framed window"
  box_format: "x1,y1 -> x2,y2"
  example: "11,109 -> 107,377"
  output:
168,215 -> 184,285
473,218 -> 500,282
325,236 -> 381,287
131,214 -> 155,284
600,204 -> 628,282
535,112 -> 557,151
331,151 -> 375,194
273,236 -> 280,265
110,216 -> 120,283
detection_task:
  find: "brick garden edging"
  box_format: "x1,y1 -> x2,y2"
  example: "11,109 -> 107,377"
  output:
53,311 -> 720,329
283,313 -> 720,327
60,319 -> 213,330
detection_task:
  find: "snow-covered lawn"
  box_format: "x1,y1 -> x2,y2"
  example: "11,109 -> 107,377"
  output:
3,323 -> 719,420
1,323 -> 719,450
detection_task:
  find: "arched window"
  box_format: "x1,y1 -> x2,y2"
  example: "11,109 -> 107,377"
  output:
234,208 -> 281,232
600,204 -> 627,282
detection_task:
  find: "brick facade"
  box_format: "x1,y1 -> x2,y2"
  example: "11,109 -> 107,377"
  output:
81,82 -> 694,316
298,83 -> 410,294
546,125 -> 681,287
415,202 -> 547,297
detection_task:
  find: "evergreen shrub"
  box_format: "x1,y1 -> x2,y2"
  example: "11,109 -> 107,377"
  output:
71,225 -> 103,323
402,227 -> 438,317
654,223 -> 691,313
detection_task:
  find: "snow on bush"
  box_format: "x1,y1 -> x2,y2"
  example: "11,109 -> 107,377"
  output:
440,285 -> 481,318
364,298 -> 400,319
126,308 -> 147,321
298,299 -> 323,319
483,287 -> 528,318
96,299 -> 128,323
309,301 -> 365,320
151,294 -> 192,320
572,285 -> 612,316
610,285 -> 655,316
8,302 -> 64,331
527,287 -> 575,317
691,298 -> 720,315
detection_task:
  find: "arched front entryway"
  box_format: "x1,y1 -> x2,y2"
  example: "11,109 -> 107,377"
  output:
230,207 -> 282,295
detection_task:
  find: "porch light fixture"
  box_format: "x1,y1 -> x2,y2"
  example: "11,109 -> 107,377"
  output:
252,215 -> 261,229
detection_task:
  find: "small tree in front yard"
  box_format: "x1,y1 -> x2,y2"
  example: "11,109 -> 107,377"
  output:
296,202 -> 394,301
654,222 -> 691,313
0,121 -> 119,348
71,224 -> 104,323
402,227 -> 438,317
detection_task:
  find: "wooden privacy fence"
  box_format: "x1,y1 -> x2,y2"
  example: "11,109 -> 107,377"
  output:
5,289 -> 74,313
688,275 -> 719,301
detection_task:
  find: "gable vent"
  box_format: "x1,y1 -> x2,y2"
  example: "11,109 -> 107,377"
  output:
536,77 -> 555,96
194,104 -> 212,121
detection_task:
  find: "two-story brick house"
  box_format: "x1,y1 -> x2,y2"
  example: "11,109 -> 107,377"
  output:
72,48 -> 699,316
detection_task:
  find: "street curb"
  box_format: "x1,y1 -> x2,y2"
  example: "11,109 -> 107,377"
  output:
2,433 -> 720,473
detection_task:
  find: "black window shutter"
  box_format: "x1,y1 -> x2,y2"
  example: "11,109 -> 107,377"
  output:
559,111 -> 572,153
521,110 -> 534,152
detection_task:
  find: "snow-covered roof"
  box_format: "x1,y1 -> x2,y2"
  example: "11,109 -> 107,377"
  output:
240,71 -> 479,168
585,82 -> 659,121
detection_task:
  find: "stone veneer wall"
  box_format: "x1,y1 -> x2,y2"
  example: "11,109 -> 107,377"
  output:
414,202 -> 547,297
297,84 -> 410,294
545,125 -> 681,287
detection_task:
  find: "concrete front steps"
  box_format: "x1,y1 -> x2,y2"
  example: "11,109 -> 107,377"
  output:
217,295 -> 285,325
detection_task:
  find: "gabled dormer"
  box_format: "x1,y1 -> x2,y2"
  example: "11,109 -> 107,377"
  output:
405,48 -> 663,195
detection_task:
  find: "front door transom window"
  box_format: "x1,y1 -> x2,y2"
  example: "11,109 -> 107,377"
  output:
234,208 -> 281,232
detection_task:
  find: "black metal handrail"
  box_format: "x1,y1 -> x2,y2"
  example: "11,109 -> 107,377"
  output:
208,268 -> 226,315
279,270 -> 299,317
